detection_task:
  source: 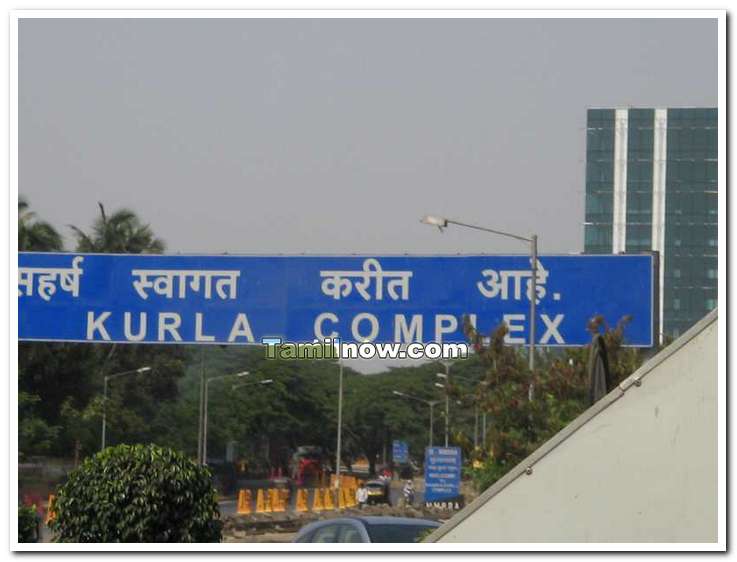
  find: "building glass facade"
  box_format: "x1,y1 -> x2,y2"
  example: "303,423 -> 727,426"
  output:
584,107 -> 717,340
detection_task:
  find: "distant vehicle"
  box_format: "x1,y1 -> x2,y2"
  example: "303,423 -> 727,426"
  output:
293,516 -> 441,543
365,479 -> 390,505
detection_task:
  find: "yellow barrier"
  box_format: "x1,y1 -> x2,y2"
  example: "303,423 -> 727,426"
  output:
45,494 -> 56,524
324,487 -> 336,510
270,488 -> 287,513
347,487 -> 357,507
237,489 -> 252,515
296,489 -> 309,512
338,487 -> 348,509
280,489 -> 290,512
311,488 -> 325,512
256,488 -> 272,513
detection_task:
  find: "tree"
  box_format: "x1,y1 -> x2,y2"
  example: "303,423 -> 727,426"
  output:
18,197 -> 63,251
49,444 -> 222,542
465,316 -> 653,493
69,202 -> 164,254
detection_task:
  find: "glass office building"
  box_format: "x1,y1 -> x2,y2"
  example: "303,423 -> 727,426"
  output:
584,107 -> 717,341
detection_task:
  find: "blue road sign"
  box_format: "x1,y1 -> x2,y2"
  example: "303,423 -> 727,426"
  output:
393,440 -> 409,464
424,446 -> 462,503
18,253 -> 654,345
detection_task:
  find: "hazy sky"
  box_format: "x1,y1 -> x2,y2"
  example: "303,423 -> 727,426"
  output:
19,18 -> 717,256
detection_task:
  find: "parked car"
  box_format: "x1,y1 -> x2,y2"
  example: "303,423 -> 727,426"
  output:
365,479 -> 390,505
294,516 -> 441,543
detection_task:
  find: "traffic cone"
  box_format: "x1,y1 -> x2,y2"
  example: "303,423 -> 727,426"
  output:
45,494 -> 56,524
256,489 -> 269,513
311,488 -> 325,512
270,488 -> 285,513
237,489 -> 252,515
296,489 -> 308,512
324,487 -> 336,510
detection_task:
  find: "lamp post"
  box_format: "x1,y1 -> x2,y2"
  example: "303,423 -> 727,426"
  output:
436,373 -> 483,448
392,391 -> 441,448
335,360 -> 343,491
202,371 -> 249,465
421,215 -> 538,401
435,361 -> 453,446
101,366 -> 151,451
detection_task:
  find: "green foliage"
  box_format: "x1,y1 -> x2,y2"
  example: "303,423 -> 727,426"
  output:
69,202 -> 164,254
49,444 -> 222,543
466,316 -> 654,493
18,197 -> 63,252
19,391 -> 59,456
18,504 -> 39,543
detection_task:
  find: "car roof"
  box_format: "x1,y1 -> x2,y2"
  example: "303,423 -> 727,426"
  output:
342,516 -> 440,527
294,516 -> 440,540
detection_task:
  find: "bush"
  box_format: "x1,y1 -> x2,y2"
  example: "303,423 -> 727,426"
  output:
49,444 -> 222,542
18,504 -> 39,543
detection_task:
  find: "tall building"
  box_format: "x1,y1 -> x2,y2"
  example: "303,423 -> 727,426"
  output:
584,107 -> 717,341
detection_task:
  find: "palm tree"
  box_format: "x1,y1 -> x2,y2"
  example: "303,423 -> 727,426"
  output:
69,203 -> 165,254
19,197 -> 63,251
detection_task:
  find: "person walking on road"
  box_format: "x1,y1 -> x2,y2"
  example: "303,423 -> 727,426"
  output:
402,480 -> 415,507
356,483 -> 369,509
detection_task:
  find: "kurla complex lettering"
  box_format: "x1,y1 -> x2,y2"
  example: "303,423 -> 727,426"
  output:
19,254 -> 654,346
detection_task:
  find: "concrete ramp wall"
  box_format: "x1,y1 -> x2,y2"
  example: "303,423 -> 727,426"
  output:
429,309 -> 718,543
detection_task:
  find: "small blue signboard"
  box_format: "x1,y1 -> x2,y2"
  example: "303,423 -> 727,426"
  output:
392,440 -> 409,464
424,446 -> 462,503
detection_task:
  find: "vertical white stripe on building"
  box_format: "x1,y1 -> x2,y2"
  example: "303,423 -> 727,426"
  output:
612,109 -> 629,253
651,108 -> 668,344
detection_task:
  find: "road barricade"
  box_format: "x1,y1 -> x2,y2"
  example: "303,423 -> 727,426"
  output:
311,488 -> 325,512
347,487 -> 357,507
338,487 -> 348,509
324,488 -> 336,510
256,488 -> 272,513
270,488 -> 287,513
237,489 -> 252,515
45,494 -> 56,524
296,489 -> 309,512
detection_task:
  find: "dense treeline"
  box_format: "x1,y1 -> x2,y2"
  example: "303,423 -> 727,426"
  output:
18,198 -> 655,492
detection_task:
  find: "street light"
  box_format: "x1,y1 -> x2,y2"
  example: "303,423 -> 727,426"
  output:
202,371 -> 249,465
436,374 -> 488,448
392,391 -> 441,448
335,360 -> 344,492
232,379 -> 274,391
101,366 -> 151,451
421,214 -> 539,401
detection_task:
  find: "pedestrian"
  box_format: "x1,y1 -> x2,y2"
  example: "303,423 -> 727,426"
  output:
356,483 -> 369,509
402,479 -> 415,507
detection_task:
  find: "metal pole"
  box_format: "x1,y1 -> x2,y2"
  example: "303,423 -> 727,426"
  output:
482,412 -> 487,445
529,234 -> 538,401
335,360 -> 343,489
203,378 -> 210,465
473,405 -> 478,449
429,402 -> 434,448
444,363 -> 450,447
197,347 -> 205,464
101,376 -> 108,451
